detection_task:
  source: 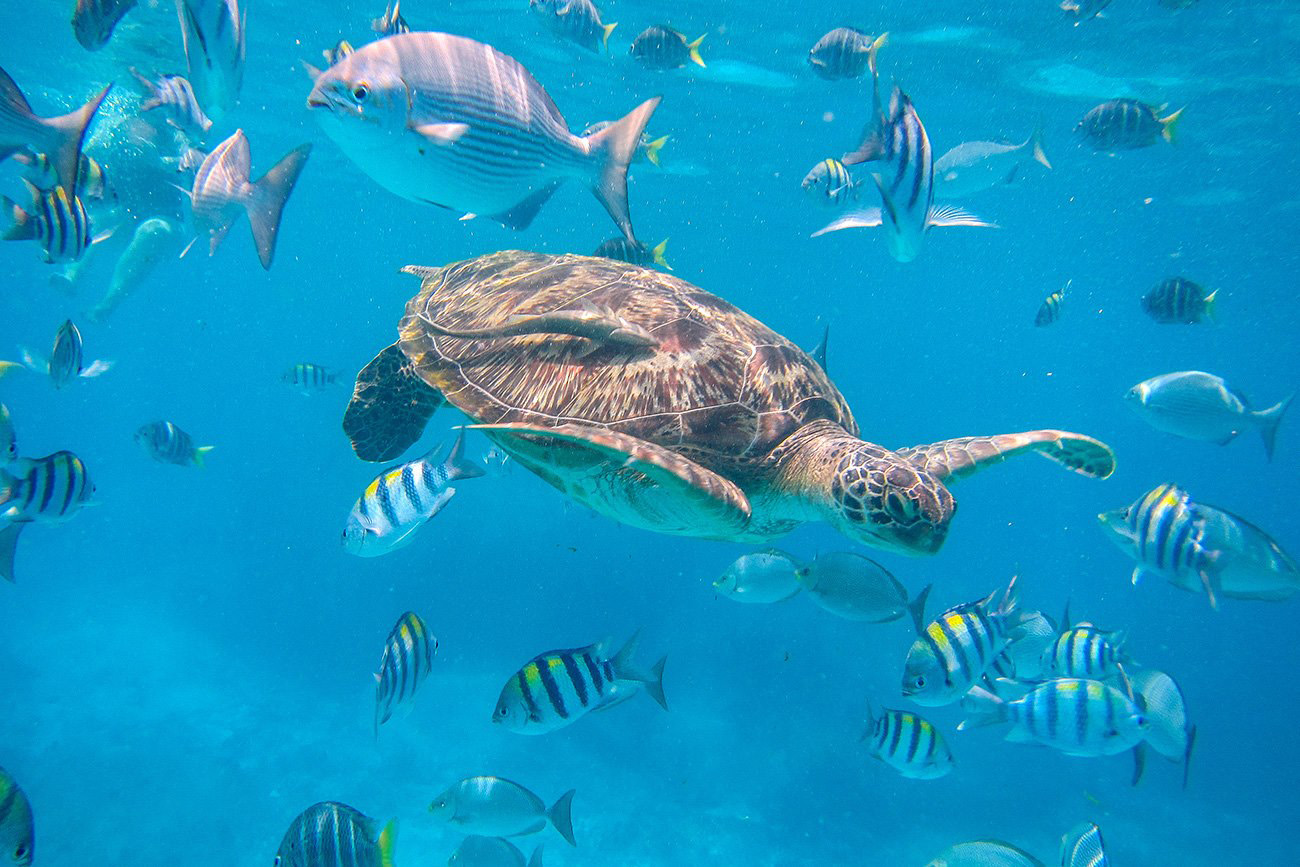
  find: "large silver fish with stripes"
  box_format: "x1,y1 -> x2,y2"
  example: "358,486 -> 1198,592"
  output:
342,432 -> 484,557
813,86 -> 993,262
960,678 -> 1148,759
0,765 -> 33,867
0,65 -> 108,194
273,801 -> 396,867
0,450 -> 95,583
1060,822 -> 1108,867
12,320 -> 111,388
186,129 -> 311,270
902,575 -> 1029,706
2,183 -> 109,264
861,702 -> 953,780
306,32 -> 660,240
177,0 -> 245,123
492,633 -> 667,735
373,610 -> 437,735
130,69 -> 213,138
135,421 -> 214,467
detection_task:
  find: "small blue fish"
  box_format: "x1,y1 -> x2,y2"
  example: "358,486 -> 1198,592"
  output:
135,421 -> 213,467
374,611 -> 438,735
1125,371 -> 1292,460
862,702 -> 954,779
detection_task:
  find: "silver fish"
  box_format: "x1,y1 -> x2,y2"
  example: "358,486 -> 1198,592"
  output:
428,777 -> 575,846
87,217 -> 180,323
0,765 -> 34,867
73,0 -> 138,50
987,609 -> 1057,684
177,0 -> 246,123
186,129 -> 311,270
307,33 -> 659,241
0,450 -> 95,582
1125,371 -> 1292,461
923,840 -> 1044,867
530,0 -> 617,54
274,801 -> 396,867
0,404 -> 15,466
130,69 -> 213,137
449,836 -> 543,867
1060,0 -> 1113,24
135,421 -> 213,467
0,65 -> 109,193
795,551 -> 929,626
1060,823 -> 1108,867
374,610 -> 438,735
713,549 -> 803,604
933,129 -> 1051,199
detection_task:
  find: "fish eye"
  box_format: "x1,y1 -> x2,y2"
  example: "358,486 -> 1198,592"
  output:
913,675 -> 925,689
15,844 -> 28,859
352,82 -> 370,102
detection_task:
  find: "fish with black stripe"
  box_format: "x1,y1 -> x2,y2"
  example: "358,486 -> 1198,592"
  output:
531,0 -> 617,54
807,28 -> 886,81
177,0 -> 245,123
373,610 -> 438,736
2,183 -> 110,264
493,633 -> 667,734
801,158 -> 858,208
1077,99 -> 1183,151
0,765 -> 33,867
591,237 -> 670,270
342,430 -> 485,557
1035,280 -> 1068,327
12,150 -> 115,206
0,450 -> 95,583
72,0 -> 137,51
283,362 -> 339,392
0,65 -> 109,194
902,575 -> 1031,706
1141,277 -> 1217,324
6,319 -> 111,388
135,421 -> 214,467
129,69 -> 213,138
629,26 -> 706,70
274,801 -> 396,867
323,40 -> 355,67
1060,822 -> 1109,867
1041,618 -> 1128,681
862,701 -> 954,779
371,1 -> 410,36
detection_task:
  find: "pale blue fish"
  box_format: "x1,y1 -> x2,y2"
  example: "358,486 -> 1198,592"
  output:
1041,609 -> 1127,681
177,0 -> 245,122
0,765 -> 34,866
428,777 -> 576,846
580,120 -> 668,166
129,69 -> 213,137
862,702 -> 954,779
374,610 -> 438,735
795,551 -> 930,625
713,549 -> 803,604
924,840 -> 1044,867
0,65 -> 109,193
0,450 -> 95,583
307,33 -> 660,241
449,836 -> 543,867
933,129 -> 1051,199
274,801 -> 396,867
135,421 -> 213,467
1060,823 -> 1108,867
1125,371 -> 1292,461
987,609 -> 1057,684
530,0 -> 617,54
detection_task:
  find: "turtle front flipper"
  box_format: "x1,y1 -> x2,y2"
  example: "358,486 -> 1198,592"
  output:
896,430 -> 1116,482
343,342 -> 445,462
469,422 -> 752,538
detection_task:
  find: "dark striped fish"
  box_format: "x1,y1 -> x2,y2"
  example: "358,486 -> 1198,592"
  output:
177,0 -> 245,123
274,801 -> 396,867
0,450 -> 95,583
591,237 -> 670,269
807,28 -> 886,81
531,0 -> 617,54
903,575 -> 1029,706
374,611 -> 438,735
0,65 -> 109,193
2,184 -> 108,264
371,1 -> 410,36
12,150 -> 114,204
342,431 -> 484,557
801,158 -> 857,207
0,765 -> 33,867
1035,281 -> 1067,326
629,25 -> 705,70
1060,823 -> 1108,867
135,421 -> 213,467
492,633 -> 667,734
1141,277 -> 1217,324
862,703 -> 954,779
1041,623 -> 1127,681
322,40 -> 355,67
16,319 -> 111,388
1077,99 -> 1183,150
0,403 -> 15,466
1060,0 -> 1112,24
308,33 -> 659,241
283,362 -> 338,392
72,0 -> 137,50
429,777 -> 575,846
960,679 -> 1147,758
130,69 -> 213,137
186,129 -> 311,270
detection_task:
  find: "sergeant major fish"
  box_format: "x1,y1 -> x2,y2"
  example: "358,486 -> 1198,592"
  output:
8,319 -> 111,388
72,0 -> 137,51
135,421 -> 214,467
0,765 -> 34,866
129,69 -> 213,137
591,237 -> 670,270
629,26 -> 705,69
1041,620 -> 1128,681
713,549 -> 802,604
1077,99 -> 1183,151
1125,371 -> 1292,461
2,183 -> 109,264
283,362 -> 338,392
1060,823 -> 1108,867
273,801 -> 396,867
531,0 -> 617,54
1035,281 -> 1067,327
0,64 -> 109,193
429,777 -> 575,846
0,450 -> 95,583
933,129 -> 1051,200
862,702 -> 954,780
374,610 -> 437,736
177,0 -> 246,122
371,1 -> 410,36
307,33 -> 660,241
960,679 -> 1148,761
1141,277 -> 1217,324
801,158 -> 857,208
807,28 -> 886,81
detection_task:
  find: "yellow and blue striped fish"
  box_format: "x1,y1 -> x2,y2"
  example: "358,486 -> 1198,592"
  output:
0,765 -> 33,867
2,184 -> 104,264
0,450 -> 94,582
274,801 -> 396,867
135,421 -> 214,467
862,703 -> 953,779
1060,822 -> 1109,867
1097,483 -> 1216,602
1042,623 -> 1126,681
374,611 -> 437,735
492,633 -> 667,734
1035,280 -> 1068,326
801,158 -> 857,207
960,678 -> 1147,759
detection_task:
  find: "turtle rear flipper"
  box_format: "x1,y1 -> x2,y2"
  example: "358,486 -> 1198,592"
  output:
344,342 -> 444,462
896,430 -> 1116,482
469,422 -> 752,537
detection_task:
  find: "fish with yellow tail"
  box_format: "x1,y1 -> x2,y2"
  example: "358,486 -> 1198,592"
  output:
807,28 -> 886,81
531,0 -> 617,54
592,237 -> 671,270
135,421 -> 214,467
1077,99 -> 1184,150
630,26 -> 705,69
1141,277 -> 1217,324
274,801 -> 396,867
3,183 -> 111,264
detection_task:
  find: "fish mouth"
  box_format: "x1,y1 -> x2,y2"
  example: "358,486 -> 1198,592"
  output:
306,95 -> 331,109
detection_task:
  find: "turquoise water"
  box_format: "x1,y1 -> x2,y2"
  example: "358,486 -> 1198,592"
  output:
2,1 -> 1299,864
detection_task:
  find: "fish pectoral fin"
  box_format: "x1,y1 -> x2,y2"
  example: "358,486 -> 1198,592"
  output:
811,208 -> 883,237
459,213 -> 477,221
926,204 -> 998,228
412,122 -> 470,146
80,359 -> 112,378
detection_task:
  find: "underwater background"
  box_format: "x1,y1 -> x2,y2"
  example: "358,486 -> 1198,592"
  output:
2,1 -> 1299,864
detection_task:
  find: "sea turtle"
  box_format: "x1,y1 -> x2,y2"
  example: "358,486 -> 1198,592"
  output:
344,251 -> 1115,555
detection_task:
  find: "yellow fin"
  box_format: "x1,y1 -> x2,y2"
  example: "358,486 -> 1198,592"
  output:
1204,288 -> 1219,323
192,445 -> 215,468
603,22 -> 617,51
1160,106 -> 1184,144
868,32 -> 888,76
377,819 -> 397,867
644,135 -> 669,167
651,238 -> 671,270
688,34 -> 706,68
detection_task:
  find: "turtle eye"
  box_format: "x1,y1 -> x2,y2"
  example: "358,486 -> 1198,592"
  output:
352,82 -> 370,102
885,490 -> 919,524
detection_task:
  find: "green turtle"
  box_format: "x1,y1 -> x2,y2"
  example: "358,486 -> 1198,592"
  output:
344,251 -> 1115,555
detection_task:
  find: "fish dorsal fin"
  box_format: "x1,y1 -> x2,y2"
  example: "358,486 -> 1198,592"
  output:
926,204 -> 998,228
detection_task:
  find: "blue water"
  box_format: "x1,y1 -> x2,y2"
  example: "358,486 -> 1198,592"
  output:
2,2 -> 1299,864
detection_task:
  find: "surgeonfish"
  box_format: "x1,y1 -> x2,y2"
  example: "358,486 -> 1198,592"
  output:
72,0 -> 137,50
371,1 -> 410,36
373,610 -> 438,736
283,362 -> 338,392
1141,277 -> 1217,324
1060,823 -> 1108,867
923,840 -> 1045,867
580,121 -> 668,166
903,575 -> 1029,706
1035,281 -> 1067,327
861,702 -> 954,779
129,69 -> 213,137
960,679 -> 1148,759
1060,0 -> 1113,24
428,777 -> 576,846
807,28 -> 886,81
712,549 -> 803,604
933,129 -> 1051,199
0,404 -> 15,466
629,25 -> 705,69
307,32 -> 660,241
493,633 -> 667,734
177,0 -> 246,123
2,183 -> 109,264
0,765 -> 34,866
449,835 -> 543,867
1077,99 -> 1183,150
13,320 -> 111,388
134,421 -> 214,467
185,129 -> 312,270
591,237 -> 670,270
801,158 -> 858,208
0,65 -> 109,193
1125,371 -> 1292,460
795,551 -> 930,626
531,0 -> 617,53
273,801 -> 396,867
0,450 -> 95,582
342,431 -> 485,557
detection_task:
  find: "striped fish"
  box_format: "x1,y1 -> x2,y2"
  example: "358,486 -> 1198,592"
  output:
283,362 -> 338,392
1141,277 -> 1217,324
0,65 -> 109,194
862,703 -> 954,779
629,26 -> 705,70
0,403 -> 15,466
371,1 -> 410,36
1097,483 -> 1217,603
531,0 -> 617,54
12,151 -> 114,205
374,611 -> 438,735
902,575 -> 1029,706
1060,822 -> 1108,867
342,431 -> 484,557
177,0 -> 245,123
959,678 -> 1148,758
274,801 -> 395,867
1035,281 -> 1068,327
591,237 -> 670,270
186,129 -> 311,270
801,158 -> 858,207
135,421 -> 214,467
1041,623 -> 1127,681
0,450 -> 95,582
807,28 -> 886,81
2,184 -> 108,264
15,319 -> 111,388
0,765 -> 34,867
322,40 -> 355,67
308,33 -> 660,241
813,86 -> 994,262
130,69 -> 213,137
492,633 -> 667,734
73,0 -> 137,50
1077,99 -> 1183,150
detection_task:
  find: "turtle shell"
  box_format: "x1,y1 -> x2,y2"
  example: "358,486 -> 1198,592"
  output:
398,251 -> 857,473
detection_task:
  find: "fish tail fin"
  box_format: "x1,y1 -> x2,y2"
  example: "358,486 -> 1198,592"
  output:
444,428 -> 486,481
0,360 -> 24,379
688,34 -> 706,68
548,789 -> 577,847
642,656 -> 668,711
1254,392 -> 1293,462
80,359 -> 112,378
643,135 -> 669,167
1182,724 -> 1198,789
867,32 -> 888,77
1160,106 -> 1185,144
650,237 -> 671,269
192,445 -> 215,468
246,143 -> 312,270
40,84 -> 111,193
906,584 -> 932,634
602,22 -> 617,52
1031,121 -> 1052,169
583,96 -> 661,242
528,843 -> 545,867
1131,742 -> 1147,786
609,631 -> 667,710
998,573 -> 1020,620
0,521 -> 23,582
2,195 -> 35,241
957,685 -> 1008,730
1203,288 -> 1219,324
376,818 -> 397,867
